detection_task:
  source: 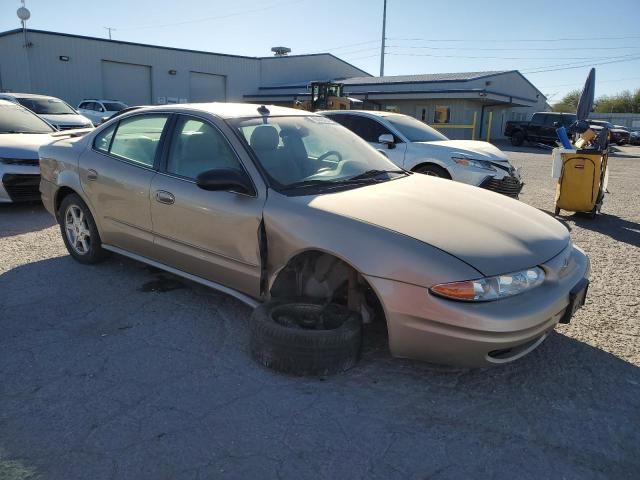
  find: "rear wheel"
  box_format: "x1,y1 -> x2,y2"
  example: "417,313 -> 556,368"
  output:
511,131 -> 525,147
58,193 -> 107,264
414,164 -> 451,179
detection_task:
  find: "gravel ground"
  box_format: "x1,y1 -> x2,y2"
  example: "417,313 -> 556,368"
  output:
1,144 -> 639,479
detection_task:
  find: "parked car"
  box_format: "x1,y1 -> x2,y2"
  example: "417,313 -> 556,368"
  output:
600,123 -> 630,146
320,110 -> 522,198
504,112 -> 576,147
0,99 -> 58,203
39,103 -> 590,368
630,130 -> 640,146
77,99 -> 129,125
0,92 -> 93,130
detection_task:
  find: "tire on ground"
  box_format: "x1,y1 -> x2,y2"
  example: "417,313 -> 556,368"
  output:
511,131 -> 525,146
58,193 -> 107,264
250,300 -> 362,376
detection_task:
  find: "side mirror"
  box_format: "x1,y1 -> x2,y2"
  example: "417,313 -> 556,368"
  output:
552,121 -> 560,128
196,168 -> 254,195
378,133 -> 395,149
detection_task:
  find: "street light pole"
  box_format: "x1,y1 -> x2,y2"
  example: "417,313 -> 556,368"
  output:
380,0 -> 387,77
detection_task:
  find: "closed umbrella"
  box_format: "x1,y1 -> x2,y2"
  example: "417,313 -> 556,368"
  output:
576,68 -> 596,122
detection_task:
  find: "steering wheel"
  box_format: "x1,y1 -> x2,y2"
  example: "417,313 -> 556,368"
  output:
317,150 -> 343,163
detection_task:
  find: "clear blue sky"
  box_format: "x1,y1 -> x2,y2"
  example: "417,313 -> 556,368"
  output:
4,0 -> 640,103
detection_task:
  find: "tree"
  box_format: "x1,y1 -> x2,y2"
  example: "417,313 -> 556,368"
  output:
594,89 -> 640,113
552,90 -> 580,112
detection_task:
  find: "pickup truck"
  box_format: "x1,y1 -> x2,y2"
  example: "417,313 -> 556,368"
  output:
504,112 -> 576,146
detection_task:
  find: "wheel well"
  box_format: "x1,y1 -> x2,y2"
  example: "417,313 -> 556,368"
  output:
411,162 -> 452,179
54,187 -> 77,218
270,250 -> 386,327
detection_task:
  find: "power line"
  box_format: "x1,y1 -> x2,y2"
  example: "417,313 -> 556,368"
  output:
385,44 -> 640,52
522,56 -> 640,74
387,34 -> 640,43
384,51 -> 621,61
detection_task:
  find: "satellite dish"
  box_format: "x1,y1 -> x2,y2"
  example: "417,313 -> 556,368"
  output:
17,6 -> 31,21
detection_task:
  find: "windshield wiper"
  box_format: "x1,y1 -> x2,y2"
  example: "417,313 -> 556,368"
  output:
347,169 -> 407,181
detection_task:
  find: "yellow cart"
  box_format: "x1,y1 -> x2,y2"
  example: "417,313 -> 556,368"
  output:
554,149 -> 608,218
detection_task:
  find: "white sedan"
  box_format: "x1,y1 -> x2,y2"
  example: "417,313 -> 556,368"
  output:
321,110 -> 523,198
0,100 -> 89,203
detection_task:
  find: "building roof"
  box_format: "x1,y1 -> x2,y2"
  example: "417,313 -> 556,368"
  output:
0,28 -> 371,76
341,71 -> 509,85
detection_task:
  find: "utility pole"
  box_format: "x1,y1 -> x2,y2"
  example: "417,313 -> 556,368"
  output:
104,27 -> 115,40
380,0 -> 387,77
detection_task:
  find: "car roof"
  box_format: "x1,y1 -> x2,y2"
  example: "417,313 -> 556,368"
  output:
121,102 -> 313,119
0,92 -> 63,100
318,109 -> 397,118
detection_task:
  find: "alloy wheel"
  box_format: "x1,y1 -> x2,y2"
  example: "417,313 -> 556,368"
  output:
64,205 -> 91,255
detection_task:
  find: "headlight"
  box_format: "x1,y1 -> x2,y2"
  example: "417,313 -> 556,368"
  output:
430,267 -> 545,302
452,157 -> 496,171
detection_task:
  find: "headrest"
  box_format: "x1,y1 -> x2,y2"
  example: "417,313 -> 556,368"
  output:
250,125 -> 279,151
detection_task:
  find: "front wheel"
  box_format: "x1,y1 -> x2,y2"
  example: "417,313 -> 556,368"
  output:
414,164 -> 451,179
58,193 -> 107,264
511,131 -> 525,147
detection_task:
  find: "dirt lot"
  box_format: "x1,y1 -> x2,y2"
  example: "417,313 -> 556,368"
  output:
1,144 -> 639,479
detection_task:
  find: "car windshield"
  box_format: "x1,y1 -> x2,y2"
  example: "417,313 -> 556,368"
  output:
103,102 -> 128,111
17,97 -> 76,115
384,114 -> 449,142
230,115 -> 406,193
0,104 -> 56,134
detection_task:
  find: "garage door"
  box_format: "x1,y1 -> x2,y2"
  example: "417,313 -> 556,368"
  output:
189,72 -> 226,102
102,60 -> 152,106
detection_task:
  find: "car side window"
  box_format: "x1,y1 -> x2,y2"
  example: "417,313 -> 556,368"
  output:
531,114 -> 544,126
166,116 -> 242,180
348,116 -> 392,143
79,102 -> 88,110
109,114 -> 169,167
96,103 -> 105,112
93,123 -> 117,153
326,114 -> 352,129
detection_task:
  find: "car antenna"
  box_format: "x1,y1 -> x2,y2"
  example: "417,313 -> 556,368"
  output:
257,105 -> 270,123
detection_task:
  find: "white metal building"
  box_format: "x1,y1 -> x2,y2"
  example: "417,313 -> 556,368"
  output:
0,29 -> 369,108
0,29 -> 548,140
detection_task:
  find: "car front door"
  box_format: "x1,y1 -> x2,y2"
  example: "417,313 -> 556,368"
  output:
528,114 -> 545,142
150,114 -> 265,298
79,113 -> 170,257
332,114 -> 406,167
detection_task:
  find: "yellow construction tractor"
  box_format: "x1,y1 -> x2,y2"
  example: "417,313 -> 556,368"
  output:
293,81 -> 349,112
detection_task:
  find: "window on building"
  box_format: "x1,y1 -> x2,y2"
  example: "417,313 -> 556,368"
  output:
433,106 -> 451,124
109,114 -> 169,167
167,116 -> 242,179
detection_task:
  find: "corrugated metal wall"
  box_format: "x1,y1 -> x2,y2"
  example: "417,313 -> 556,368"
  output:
0,31 -> 260,106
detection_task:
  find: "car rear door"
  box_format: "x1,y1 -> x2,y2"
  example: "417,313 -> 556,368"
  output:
79,112 -> 170,258
149,113 -> 265,298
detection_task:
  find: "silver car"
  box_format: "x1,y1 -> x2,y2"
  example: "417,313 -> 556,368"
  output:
39,103 -> 590,367
0,93 -> 93,130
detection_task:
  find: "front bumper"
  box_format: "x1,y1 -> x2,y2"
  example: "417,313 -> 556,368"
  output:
364,245 -> 590,368
450,162 -> 523,198
0,163 -> 40,203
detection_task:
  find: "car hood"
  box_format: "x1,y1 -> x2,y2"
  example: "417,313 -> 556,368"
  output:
0,133 -> 55,158
304,174 -> 569,277
415,140 -> 509,163
39,113 -> 92,127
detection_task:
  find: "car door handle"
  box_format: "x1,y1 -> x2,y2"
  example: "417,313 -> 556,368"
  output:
87,169 -> 98,181
155,190 -> 175,205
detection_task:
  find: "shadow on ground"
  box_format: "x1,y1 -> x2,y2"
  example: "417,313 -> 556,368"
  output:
1,255 -> 639,479
566,212 -> 640,247
0,203 -> 55,239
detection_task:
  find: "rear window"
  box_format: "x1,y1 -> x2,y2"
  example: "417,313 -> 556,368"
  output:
17,97 -> 76,115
